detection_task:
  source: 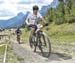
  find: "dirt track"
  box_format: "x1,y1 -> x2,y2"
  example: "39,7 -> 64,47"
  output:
10,41 -> 75,63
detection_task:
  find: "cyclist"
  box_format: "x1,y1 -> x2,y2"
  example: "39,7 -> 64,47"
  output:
15,28 -> 22,44
25,5 -> 46,48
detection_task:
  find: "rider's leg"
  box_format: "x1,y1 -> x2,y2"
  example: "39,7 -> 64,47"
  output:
29,27 -> 35,48
17,35 -> 21,44
30,27 -> 35,37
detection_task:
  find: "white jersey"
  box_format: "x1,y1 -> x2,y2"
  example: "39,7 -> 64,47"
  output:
26,12 -> 43,25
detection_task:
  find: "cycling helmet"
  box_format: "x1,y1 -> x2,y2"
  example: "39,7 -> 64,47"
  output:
33,5 -> 39,10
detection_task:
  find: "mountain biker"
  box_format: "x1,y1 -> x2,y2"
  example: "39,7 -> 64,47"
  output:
25,5 -> 46,48
15,28 -> 22,44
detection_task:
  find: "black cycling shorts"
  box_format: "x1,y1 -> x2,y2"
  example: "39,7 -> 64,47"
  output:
28,24 -> 37,31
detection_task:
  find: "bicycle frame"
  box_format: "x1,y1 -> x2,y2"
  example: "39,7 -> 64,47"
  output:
35,24 -> 43,33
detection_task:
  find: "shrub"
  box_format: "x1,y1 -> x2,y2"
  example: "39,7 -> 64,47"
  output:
68,17 -> 75,23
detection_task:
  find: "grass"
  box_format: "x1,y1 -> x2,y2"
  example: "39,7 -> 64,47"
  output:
21,23 -> 75,43
0,45 -> 5,54
0,45 -> 23,63
47,23 -> 75,44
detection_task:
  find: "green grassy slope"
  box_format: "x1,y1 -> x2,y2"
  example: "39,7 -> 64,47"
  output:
21,23 -> 75,43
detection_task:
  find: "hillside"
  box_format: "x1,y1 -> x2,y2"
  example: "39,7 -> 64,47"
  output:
21,23 -> 75,56
22,23 -> 75,41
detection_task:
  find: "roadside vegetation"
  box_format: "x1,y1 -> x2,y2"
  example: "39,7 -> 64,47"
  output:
0,45 -> 23,63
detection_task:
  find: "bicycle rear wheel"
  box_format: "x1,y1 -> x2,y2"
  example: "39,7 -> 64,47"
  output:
38,32 -> 51,57
29,35 -> 37,51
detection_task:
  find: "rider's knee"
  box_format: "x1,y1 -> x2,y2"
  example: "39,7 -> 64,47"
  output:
30,28 -> 35,33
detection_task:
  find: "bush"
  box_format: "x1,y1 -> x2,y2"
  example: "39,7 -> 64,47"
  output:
47,18 -> 53,24
68,17 -> 75,24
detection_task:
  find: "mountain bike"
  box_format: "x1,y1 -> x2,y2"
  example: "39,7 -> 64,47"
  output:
29,23 -> 51,57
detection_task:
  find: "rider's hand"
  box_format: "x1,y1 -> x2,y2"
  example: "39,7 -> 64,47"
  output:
43,22 -> 49,26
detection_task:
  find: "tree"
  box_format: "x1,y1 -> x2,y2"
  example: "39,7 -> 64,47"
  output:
66,0 -> 72,14
45,0 -> 75,24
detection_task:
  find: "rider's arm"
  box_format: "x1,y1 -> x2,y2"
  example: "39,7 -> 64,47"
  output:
41,17 -> 46,25
26,18 -> 29,25
39,13 -> 46,25
25,14 -> 30,25
25,17 -> 29,25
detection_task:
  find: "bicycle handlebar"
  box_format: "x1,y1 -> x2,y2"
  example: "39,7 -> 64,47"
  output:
43,22 -> 49,27
37,22 -> 49,29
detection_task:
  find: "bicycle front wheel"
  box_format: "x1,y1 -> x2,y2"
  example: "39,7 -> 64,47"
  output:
38,32 -> 51,57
